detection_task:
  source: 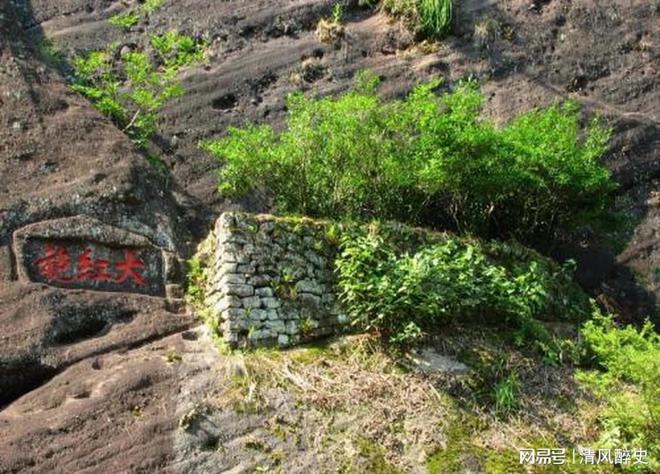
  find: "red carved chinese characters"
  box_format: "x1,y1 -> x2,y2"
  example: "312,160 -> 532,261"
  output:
94,259 -> 113,282
77,248 -> 96,281
33,244 -> 146,287
35,243 -> 73,282
114,250 -> 146,286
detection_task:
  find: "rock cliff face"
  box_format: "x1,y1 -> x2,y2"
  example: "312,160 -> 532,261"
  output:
0,0 -> 657,471
15,0 -> 655,314
0,1 -> 196,471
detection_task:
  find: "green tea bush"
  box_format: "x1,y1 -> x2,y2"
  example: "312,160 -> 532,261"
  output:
71,51 -> 127,124
335,228 -> 590,346
204,72 -> 614,244
577,313 -> 659,472
151,31 -> 206,69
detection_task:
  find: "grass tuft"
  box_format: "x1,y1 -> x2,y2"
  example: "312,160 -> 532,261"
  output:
316,2 -> 346,44
418,0 -> 453,38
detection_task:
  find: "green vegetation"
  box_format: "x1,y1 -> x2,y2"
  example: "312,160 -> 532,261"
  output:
272,270 -> 297,300
185,234 -> 233,354
425,412 -> 521,474
141,0 -> 165,16
107,0 -> 163,29
331,3 -> 344,24
63,0 -> 205,169
71,51 -> 126,123
335,227 -> 590,347
166,350 -> 182,363
193,35 -> 654,472
317,3 -> 346,44
36,37 -> 65,68
151,31 -> 206,69
108,11 -> 140,29
417,0 -> 453,38
71,33 -> 204,151
185,255 -> 206,307
204,71 -> 615,245
381,0 -> 419,30
381,0 -> 452,38
347,437 -> 401,473
492,372 -> 520,414
577,313 -> 659,473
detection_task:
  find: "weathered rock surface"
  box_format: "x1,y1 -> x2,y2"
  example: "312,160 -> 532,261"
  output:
0,0 -> 658,472
1,328 -> 191,473
403,349 -> 471,376
0,0 -> 197,470
15,0 -> 655,318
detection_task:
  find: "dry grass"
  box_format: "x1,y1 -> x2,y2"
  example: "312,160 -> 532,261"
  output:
218,335 -> 443,411
216,336 -> 450,470
214,329 -> 607,472
473,16 -> 500,51
316,18 -> 345,44
289,58 -> 327,88
381,0 -> 419,28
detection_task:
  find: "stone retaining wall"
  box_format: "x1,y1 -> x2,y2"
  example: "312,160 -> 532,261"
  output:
205,213 -> 347,348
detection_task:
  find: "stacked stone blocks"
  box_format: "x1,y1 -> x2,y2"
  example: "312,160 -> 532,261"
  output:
206,212 -> 346,348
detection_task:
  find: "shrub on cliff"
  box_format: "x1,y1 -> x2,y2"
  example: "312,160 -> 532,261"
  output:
204,71 -> 614,245
71,32 -> 205,151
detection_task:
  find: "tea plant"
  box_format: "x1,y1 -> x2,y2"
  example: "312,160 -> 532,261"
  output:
335,228 -> 590,347
204,71 -> 615,245
151,31 -> 206,69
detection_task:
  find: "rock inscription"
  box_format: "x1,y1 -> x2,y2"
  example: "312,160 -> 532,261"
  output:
25,239 -> 163,295
12,216 -> 176,297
